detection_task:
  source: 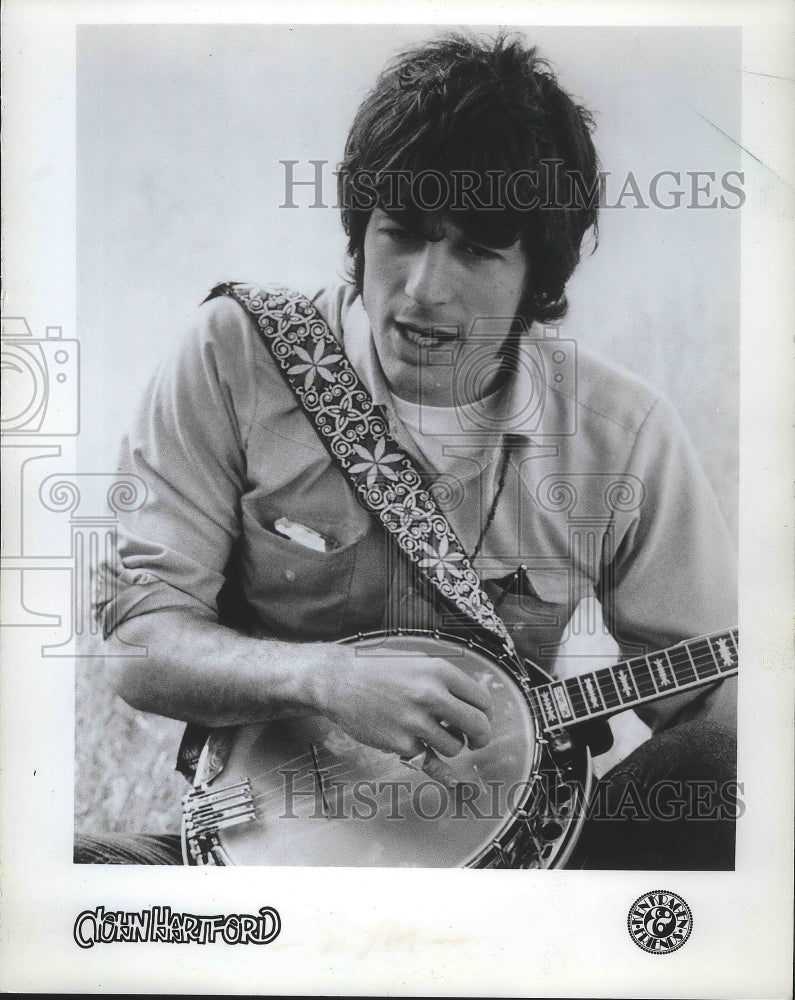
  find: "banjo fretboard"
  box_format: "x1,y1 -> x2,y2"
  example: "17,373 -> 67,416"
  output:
528,628 -> 738,731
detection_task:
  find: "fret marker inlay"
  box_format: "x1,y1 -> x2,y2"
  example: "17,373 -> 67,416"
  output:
654,657 -> 670,686
553,685 -> 572,719
716,638 -> 734,667
583,677 -> 599,709
540,689 -> 556,723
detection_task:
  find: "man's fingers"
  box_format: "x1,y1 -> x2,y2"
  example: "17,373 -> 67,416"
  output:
430,699 -> 492,751
408,659 -> 493,751
438,661 -> 494,718
422,720 -> 467,758
453,704 -> 492,750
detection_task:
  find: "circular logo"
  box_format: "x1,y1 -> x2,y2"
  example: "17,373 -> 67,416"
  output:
627,890 -> 693,954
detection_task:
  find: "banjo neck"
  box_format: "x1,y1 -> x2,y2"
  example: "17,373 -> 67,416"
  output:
527,627 -> 738,733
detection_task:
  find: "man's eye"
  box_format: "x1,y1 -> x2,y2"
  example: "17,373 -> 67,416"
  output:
381,226 -> 417,243
463,243 -> 498,261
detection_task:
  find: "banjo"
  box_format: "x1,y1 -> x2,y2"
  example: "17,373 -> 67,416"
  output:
181,625 -> 738,868
182,288 -> 738,869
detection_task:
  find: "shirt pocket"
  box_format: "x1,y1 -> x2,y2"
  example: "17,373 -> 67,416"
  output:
236,497 -> 387,639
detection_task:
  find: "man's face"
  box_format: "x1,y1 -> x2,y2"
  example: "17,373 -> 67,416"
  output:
362,207 -> 529,407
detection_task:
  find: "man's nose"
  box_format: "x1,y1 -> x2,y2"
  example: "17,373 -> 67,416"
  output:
404,244 -> 452,307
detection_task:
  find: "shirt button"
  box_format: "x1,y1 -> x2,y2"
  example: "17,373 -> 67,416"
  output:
284,569 -> 296,581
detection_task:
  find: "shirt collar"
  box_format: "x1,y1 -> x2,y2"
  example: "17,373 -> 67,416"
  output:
341,293 -> 393,409
340,291 -> 570,441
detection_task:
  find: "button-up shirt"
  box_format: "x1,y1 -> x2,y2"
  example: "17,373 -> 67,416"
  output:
96,281 -> 737,729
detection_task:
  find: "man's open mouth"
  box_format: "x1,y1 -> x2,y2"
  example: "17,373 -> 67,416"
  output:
395,320 -> 458,347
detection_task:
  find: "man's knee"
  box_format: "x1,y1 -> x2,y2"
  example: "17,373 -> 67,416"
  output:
74,833 -> 183,865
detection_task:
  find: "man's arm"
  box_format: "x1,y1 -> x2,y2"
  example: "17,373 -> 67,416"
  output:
598,394 -> 738,733
108,607 -> 492,759
99,295 -> 491,758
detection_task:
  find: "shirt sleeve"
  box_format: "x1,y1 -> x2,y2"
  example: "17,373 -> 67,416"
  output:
597,394 -> 738,730
94,296 -> 259,635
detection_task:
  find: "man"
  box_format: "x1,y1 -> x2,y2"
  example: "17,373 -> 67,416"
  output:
78,32 -> 737,868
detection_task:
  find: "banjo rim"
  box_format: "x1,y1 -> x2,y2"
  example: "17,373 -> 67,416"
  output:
182,628 -> 591,868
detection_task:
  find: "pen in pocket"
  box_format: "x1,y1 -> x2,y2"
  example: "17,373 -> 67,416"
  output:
273,516 -> 336,552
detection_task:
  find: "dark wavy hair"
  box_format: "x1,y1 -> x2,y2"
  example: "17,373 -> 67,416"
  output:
338,32 -> 600,325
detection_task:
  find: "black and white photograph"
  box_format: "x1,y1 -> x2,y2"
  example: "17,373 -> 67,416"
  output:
1,2 -> 793,995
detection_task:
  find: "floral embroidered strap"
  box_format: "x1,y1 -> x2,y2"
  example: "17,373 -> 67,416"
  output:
206,281 -> 516,658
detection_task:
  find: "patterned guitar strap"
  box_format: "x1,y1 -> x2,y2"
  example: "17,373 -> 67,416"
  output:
221,282 -> 515,651
177,281 -> 518,782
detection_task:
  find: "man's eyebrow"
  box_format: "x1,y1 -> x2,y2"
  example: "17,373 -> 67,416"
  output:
456,231 -> 518,254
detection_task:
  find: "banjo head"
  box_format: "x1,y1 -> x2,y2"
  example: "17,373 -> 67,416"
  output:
184,632 -> 567,868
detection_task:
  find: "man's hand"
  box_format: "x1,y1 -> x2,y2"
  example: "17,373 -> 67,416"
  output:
110,609 -> 492,759
310,646 -> 493,759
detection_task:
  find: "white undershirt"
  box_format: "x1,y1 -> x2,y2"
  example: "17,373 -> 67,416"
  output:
389,387 -> 505,479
